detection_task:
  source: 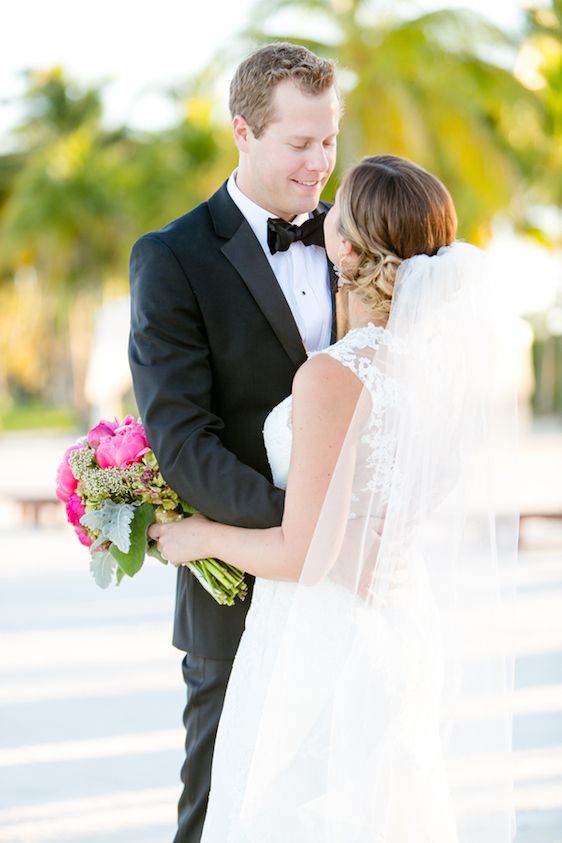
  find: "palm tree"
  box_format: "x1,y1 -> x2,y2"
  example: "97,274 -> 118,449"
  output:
0,71 -> 124,408
518,1 -> 562,415
520,0 -> 562,218
0,69 -> 225,413
237,0 -> 545,241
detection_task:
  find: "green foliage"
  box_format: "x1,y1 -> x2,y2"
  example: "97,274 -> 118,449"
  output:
81,500 -> 136,553
89,549 -> 117,589
0,401 -> 81,431
241,0 -> 550,242
15,67 -> 103,145
0,68 -> 225,409
109,502 -> 155,577
0,4 -> 558,415
522,1 -> 562,210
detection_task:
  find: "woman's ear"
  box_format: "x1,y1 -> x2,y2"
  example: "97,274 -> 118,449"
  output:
337,239 -> 355,262
337,239 -> 357,267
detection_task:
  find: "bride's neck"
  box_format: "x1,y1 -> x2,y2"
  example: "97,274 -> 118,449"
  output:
349,316 -> 386,329
347,291 -> 386,331
336,289 -> 387,340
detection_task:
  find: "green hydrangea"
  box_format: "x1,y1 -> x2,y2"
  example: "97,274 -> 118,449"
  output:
68,446 -> 96,479
69,445 -> 182,511
79,465 -> 132,505
128,456 -> 180,510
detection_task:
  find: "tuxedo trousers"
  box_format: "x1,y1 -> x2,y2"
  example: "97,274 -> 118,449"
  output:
174,653 -> 234,843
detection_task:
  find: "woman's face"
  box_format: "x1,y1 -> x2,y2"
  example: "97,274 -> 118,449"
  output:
323,190 -> 346,266
324,189 -> 358,280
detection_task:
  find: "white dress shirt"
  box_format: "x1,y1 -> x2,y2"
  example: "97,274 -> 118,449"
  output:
227,172 -> 332,353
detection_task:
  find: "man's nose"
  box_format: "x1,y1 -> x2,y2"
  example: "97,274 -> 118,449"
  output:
305,144 -> 329,173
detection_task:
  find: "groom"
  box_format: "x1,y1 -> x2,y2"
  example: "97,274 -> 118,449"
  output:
128,42 -> 340,842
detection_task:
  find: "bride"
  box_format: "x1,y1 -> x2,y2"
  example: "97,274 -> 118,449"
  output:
149,154 -> 517,842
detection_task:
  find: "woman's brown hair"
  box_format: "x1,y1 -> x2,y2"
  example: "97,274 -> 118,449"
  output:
337,155 -> 458,324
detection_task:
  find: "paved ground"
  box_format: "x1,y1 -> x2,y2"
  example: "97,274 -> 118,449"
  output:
0,429 -> 560,842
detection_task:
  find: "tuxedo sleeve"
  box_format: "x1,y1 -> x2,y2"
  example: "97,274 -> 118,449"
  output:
128,233 -> 285,528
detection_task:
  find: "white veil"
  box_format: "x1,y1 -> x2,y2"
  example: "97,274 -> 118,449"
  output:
238,242 -> 518,842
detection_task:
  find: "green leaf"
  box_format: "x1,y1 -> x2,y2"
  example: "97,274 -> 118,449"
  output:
143,450 -> 158,469
81,500 -> 135,553
90,533 -> 108,552
90,550 -> 116,589
179,499 -> 198,515
110,503 -> 155,577
147,543 -> 168,566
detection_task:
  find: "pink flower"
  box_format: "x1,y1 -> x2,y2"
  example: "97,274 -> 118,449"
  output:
87,419 -> 120,448
56,445 -> 80,503
75,525 -> 93,547
95,421 -> 150,469
65,493 -> 85,528
64,492 -> 92,546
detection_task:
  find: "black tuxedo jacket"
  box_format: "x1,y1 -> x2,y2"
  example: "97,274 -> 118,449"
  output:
129,181 -> 336,659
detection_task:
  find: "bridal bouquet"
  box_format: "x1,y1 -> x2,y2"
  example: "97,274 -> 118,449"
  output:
56,415 -> 247,605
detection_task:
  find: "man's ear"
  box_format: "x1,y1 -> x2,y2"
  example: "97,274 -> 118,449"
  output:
232,115 -> 252,152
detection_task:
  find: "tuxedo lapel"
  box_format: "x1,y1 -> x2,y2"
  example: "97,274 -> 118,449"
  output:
209,183 -> 307,368
329,263 -> 337,343
221,224 -> 308,368
314,199 -> 337,343
209,183 -> 336,363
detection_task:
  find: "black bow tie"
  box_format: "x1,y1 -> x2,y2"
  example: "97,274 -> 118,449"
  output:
267,213 -> 326,255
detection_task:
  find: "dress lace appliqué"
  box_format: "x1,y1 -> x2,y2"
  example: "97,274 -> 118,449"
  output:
309,323 -> 401,504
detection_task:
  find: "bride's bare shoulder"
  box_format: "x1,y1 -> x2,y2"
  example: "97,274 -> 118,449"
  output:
292,352 -> 362,422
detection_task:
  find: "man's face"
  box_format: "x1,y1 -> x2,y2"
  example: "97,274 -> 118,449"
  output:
234,79 -> 340,220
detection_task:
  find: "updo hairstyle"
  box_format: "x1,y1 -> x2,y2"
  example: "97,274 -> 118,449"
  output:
337,155 -> 458,324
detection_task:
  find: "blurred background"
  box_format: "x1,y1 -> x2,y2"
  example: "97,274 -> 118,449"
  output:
0,1 -> 561,841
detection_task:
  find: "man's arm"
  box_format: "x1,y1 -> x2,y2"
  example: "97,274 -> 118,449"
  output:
128,233 -> 285,528
149,354 -> 374,585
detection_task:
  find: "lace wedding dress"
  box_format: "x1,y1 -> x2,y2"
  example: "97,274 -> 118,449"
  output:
200,324 -> 456,843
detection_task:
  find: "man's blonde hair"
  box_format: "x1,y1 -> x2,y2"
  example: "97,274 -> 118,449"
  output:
229,42 -> 337,138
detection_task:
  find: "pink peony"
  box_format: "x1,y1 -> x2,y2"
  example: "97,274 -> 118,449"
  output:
75,525 -> 93,547
65,493 -> 85,528
95,421 -> 150,469
56,445 -> 80,503
87,419 -> 120,448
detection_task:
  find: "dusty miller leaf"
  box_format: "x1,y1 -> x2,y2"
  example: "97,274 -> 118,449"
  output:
110,503 -> 154,577
90,550 -> 117,589
90,533 -> 108,552
81,501 -> 135,553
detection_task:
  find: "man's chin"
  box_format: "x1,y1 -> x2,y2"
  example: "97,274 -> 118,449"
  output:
290,194 -> 322,215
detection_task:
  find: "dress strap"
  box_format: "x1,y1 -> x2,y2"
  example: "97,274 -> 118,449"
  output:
311,323 -> 390,390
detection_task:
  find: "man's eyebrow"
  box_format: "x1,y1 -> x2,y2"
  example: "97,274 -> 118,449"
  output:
289,132 -> 339,141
